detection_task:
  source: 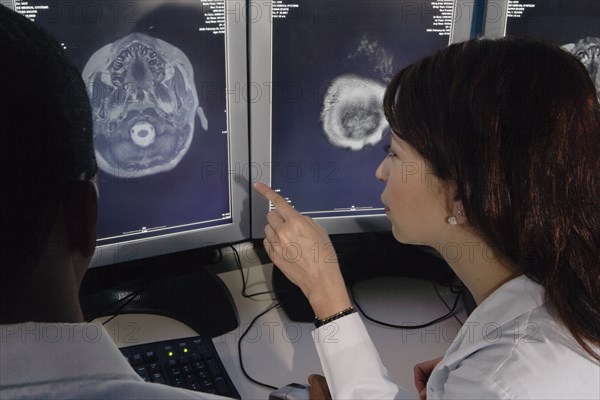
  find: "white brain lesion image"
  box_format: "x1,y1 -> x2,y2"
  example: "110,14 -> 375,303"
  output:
83,33 -> 206,177
562,37 -> 600,97
320,36 -> 390,151
321,75 -> 387,151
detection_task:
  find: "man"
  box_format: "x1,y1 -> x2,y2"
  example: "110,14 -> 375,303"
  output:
0,5 -> 224,398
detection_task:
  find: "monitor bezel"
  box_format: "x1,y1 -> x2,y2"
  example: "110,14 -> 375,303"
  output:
89,0 -> 250,268
481,0 -> 509,38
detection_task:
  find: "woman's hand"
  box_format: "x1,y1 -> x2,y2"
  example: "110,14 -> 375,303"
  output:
414,356 -> 443,400
254,182 -> 351,319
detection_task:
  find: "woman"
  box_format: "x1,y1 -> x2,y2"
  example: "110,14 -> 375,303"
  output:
255,37 -> 600,399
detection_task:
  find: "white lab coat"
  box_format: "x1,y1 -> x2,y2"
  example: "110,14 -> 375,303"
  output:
314,275 -> 600,399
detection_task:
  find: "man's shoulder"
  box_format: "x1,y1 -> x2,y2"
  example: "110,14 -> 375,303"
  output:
1,377 -> 228,400
85,379 -> 228,400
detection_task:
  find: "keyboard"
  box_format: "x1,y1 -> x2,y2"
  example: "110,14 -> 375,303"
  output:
120,335 -> 240,399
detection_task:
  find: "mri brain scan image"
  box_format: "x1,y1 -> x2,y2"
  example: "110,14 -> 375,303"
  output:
83,33 -> 204,177
563,37 -> 600,97
320,36 -> 390,151
321,75 -> 388,151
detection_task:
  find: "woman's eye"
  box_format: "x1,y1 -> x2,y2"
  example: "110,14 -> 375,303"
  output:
383,144 -> 397,158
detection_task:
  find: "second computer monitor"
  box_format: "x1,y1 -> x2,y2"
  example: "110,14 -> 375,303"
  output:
499,0 -> 599,97
250,0 -> 472,236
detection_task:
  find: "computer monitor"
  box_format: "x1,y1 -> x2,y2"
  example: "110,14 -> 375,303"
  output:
249,0 -> 476,237
13,0 -> 249,336
13,0 -> 250,267
489,0 -> 599,96
247,0 -> 478,321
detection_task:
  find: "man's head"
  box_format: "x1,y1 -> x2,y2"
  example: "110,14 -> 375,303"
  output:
0,5 -> 98,318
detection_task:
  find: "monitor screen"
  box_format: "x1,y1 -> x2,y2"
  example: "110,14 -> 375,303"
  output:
503,0 -> 599,43
250,0 -> 472,236
500,0 -> 599,96
14,0 -> 250,267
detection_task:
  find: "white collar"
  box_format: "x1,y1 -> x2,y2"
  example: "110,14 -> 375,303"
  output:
0,322 -> 140,388
442,275 -> 545,365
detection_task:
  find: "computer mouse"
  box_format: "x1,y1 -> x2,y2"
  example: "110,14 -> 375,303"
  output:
268,383 -> 310,400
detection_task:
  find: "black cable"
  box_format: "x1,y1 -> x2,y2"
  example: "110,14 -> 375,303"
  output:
82,281 -> 151,325
215,247 -> 224,264
434,282 -> 464,325
229,244 -> 276,300
85,273 -> 168,325
350,281 -> 463,329
437,279 -> 464,295
237,302 -> 281,391
99,286 -> 149,325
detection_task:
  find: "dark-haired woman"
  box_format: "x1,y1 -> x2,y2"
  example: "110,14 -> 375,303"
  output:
255,37 -> 600,399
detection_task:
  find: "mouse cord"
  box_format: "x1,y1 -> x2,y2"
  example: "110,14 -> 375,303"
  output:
434,282 -> 464,325
238,302 -> 281,391
349,282 -> 463,329
229,244 -> 277,300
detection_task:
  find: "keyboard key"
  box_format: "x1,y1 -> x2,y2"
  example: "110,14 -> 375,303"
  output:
151,372 -> 166,384
196,370 -> 210,380
214,376 -> 232,396
130,353 -> 144,366
205,358 -> 222,377
173,376 -> 186,387
182,363 -> 194,374
193,360 -> 207,372
168,369 -> 183,381
184,373 -> 198,383
135,366 -> 150,382
201,378 -> 215,390
144,351 -> 158,362
149,362 -> 161,373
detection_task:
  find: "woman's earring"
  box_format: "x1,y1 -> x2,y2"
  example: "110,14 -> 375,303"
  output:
447,210 -> 463,225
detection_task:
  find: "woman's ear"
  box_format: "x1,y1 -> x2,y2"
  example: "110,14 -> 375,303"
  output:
64,179 -> 98,258
444,180 -> 467,225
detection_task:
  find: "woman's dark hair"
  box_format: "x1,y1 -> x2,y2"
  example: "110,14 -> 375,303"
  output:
383,37 -> 600,360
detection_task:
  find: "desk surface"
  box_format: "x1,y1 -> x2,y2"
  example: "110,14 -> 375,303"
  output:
99,262 -> 466,399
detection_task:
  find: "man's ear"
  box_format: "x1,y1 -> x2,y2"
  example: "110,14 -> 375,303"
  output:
64,180 -> 98,258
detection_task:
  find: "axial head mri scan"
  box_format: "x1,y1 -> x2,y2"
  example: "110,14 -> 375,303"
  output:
83,33 -> 204,178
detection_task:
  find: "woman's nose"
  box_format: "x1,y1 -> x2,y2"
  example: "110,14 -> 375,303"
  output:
375,158 -> 387,182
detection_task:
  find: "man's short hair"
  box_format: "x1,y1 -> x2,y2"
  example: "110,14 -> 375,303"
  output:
0,5 -> 97,270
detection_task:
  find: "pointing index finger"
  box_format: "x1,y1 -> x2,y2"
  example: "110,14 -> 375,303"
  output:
254,182 -> 297,219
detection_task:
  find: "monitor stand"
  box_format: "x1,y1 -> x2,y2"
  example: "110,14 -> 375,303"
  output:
271,232 -> 460,322
79,248 -> 238,338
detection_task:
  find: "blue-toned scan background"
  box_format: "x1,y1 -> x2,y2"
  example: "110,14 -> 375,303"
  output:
271,0 -> 451,217
505,0 -> 600,44
505,1 -> 600,103
29,1 -> 230,244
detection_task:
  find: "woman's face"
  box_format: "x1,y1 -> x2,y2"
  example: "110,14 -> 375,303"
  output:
376,134 -> 451,246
